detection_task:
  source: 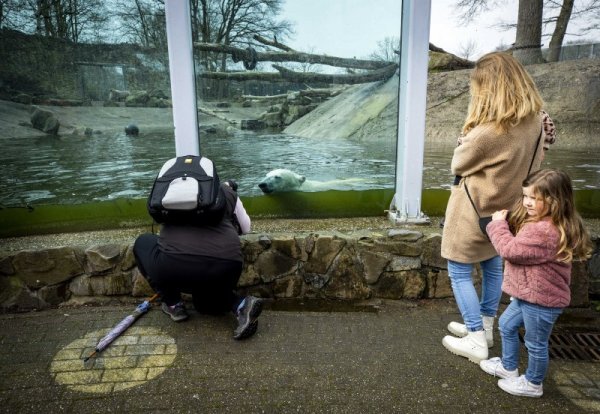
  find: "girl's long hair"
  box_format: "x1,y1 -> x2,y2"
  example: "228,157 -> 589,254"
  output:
462,52 -> 544,135
508,169 -> 593,262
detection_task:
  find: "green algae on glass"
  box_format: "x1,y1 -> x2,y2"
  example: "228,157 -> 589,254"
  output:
1,189 -> 597,238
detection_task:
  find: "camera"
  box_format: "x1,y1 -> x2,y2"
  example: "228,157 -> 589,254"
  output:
224,179 -> 238,192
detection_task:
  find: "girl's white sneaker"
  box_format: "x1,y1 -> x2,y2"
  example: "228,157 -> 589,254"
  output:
498,375 -> 543,398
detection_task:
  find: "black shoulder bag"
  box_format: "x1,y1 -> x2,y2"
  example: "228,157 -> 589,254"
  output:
464,127 -> 543,238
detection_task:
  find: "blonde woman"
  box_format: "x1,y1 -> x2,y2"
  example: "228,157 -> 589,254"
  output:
441,52 -> 554,363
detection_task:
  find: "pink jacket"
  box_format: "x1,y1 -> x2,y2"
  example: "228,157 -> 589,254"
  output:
487,218 -> 572,308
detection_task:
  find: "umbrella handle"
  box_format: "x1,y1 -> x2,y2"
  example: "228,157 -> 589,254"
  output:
136,293 -> 160,313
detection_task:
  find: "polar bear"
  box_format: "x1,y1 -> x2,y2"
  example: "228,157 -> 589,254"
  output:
258,168 -> 365,193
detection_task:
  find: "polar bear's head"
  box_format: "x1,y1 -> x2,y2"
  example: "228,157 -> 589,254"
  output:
258,169 -> 306,193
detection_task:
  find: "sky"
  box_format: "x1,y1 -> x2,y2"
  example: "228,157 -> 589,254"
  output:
280,0 -> 597,60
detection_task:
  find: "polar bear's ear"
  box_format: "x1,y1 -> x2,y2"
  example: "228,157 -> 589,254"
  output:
299,176 -> 306,183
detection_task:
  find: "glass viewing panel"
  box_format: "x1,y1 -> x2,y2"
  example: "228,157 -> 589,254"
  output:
0,0 -> 598,236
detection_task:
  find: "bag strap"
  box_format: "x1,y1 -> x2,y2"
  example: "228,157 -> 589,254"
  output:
527,126 -> 543,176
463,182 -> 481,219
463,125 -> 543,218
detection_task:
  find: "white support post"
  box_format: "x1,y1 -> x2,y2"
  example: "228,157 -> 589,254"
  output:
164,0 -> 199,156
389,0 -> 432,224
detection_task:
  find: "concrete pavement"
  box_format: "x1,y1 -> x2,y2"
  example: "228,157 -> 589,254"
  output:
1,299 -> 599,413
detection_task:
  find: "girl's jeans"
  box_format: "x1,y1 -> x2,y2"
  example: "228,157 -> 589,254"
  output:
499,298 -> 563,385
447,256 -> 503,331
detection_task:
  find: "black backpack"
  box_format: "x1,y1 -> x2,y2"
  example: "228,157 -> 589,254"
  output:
147,155 -> 226,225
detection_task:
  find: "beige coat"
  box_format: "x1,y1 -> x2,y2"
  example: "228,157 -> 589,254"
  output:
441,114 -> 544,263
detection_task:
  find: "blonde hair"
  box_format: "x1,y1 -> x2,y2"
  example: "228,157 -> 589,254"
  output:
462,52 -> 544,135
508,169 -> 593,262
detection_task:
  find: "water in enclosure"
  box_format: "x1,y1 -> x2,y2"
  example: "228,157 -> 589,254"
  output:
1,130 -> 599,208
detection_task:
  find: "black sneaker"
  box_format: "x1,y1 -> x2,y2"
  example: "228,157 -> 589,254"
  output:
161,301 -> 189,322
233,296 -> 263,340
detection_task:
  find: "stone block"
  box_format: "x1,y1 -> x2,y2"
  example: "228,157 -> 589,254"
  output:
421,234 -> 446,269
303,272 -> 330,290
402,271 -> 426,299
13,247 -> 84,288
271,236 -> 303,260
238,265 -> 261,287
121,245 -> 137,271
426,269 -> 453,299
241,237 -> 269,263
0,276 -> 43,310
273,276 -> 304,298
304,235 -> 346,274
387,229 -> 423,241
131,268 -> 155,297
37,282 -> 71,305
357,250 -> 390,284
372,272 -> 405,299
388,256 -> 421,272
372,239 -> 422,257
322,249 -> 370,300
254,249 -> 298,283
0,255 -> 15,275
85,244 -> 122,274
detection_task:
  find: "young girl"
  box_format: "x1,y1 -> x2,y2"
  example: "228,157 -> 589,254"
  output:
479,168 -> 593,397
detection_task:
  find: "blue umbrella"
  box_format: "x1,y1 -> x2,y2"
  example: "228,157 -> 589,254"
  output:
83,294 -> 159,362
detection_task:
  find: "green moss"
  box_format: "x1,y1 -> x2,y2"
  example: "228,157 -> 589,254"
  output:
0,188 -> 597,238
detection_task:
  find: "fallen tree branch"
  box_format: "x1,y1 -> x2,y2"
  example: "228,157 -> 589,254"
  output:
253,34 -> 295,52
198,64 -> 398,84
241,87 -> 348,101
198,106 -> 237,124
272,64 -> 398,84
194,42 -> 392,70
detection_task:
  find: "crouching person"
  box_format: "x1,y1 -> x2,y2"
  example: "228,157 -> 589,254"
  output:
133,178 -> 263,340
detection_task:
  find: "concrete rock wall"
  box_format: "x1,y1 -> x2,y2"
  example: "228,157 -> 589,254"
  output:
1,229 -> 598,312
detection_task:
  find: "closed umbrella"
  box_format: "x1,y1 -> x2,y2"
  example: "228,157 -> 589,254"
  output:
83,294 -> 159,362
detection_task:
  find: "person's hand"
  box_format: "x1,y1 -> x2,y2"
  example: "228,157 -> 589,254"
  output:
492,210 -> 508,221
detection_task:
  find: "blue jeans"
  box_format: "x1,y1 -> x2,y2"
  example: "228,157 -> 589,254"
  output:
447,256 -> 503,331
499,298 -> 563,385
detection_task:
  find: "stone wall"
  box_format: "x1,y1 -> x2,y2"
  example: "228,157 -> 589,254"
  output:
1,229 -> 598,312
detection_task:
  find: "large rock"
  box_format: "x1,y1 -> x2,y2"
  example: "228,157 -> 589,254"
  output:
30,106 -> 60,134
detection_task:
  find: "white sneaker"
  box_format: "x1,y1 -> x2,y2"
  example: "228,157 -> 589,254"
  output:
498,375 -> 543,398
442,330 -> 488,363
479,357 -> 519,379
447,316 -> 495,347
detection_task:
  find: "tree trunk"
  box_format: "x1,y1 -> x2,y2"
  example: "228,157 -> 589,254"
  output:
194,42 -> 392,70
513,0 -> 545,65
547,0 -> 574,62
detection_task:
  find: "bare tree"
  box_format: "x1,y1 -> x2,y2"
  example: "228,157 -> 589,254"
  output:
114,0 -> 166,48
369,36 -> 400,63
201,0 -> 293,71
1,0 -> 109,42
458,39 -> 479,60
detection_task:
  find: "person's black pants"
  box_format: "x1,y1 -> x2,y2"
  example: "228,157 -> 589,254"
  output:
133,233 -> 243,314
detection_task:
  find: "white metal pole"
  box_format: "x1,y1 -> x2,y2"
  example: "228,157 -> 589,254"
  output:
164,0 -> 200,156
389,0 -> 431,224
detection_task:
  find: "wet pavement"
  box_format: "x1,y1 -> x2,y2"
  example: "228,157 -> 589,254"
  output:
1,299 -> 599,414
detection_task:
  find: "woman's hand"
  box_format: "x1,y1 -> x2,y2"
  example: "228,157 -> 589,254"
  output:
492,210 -> 508,221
